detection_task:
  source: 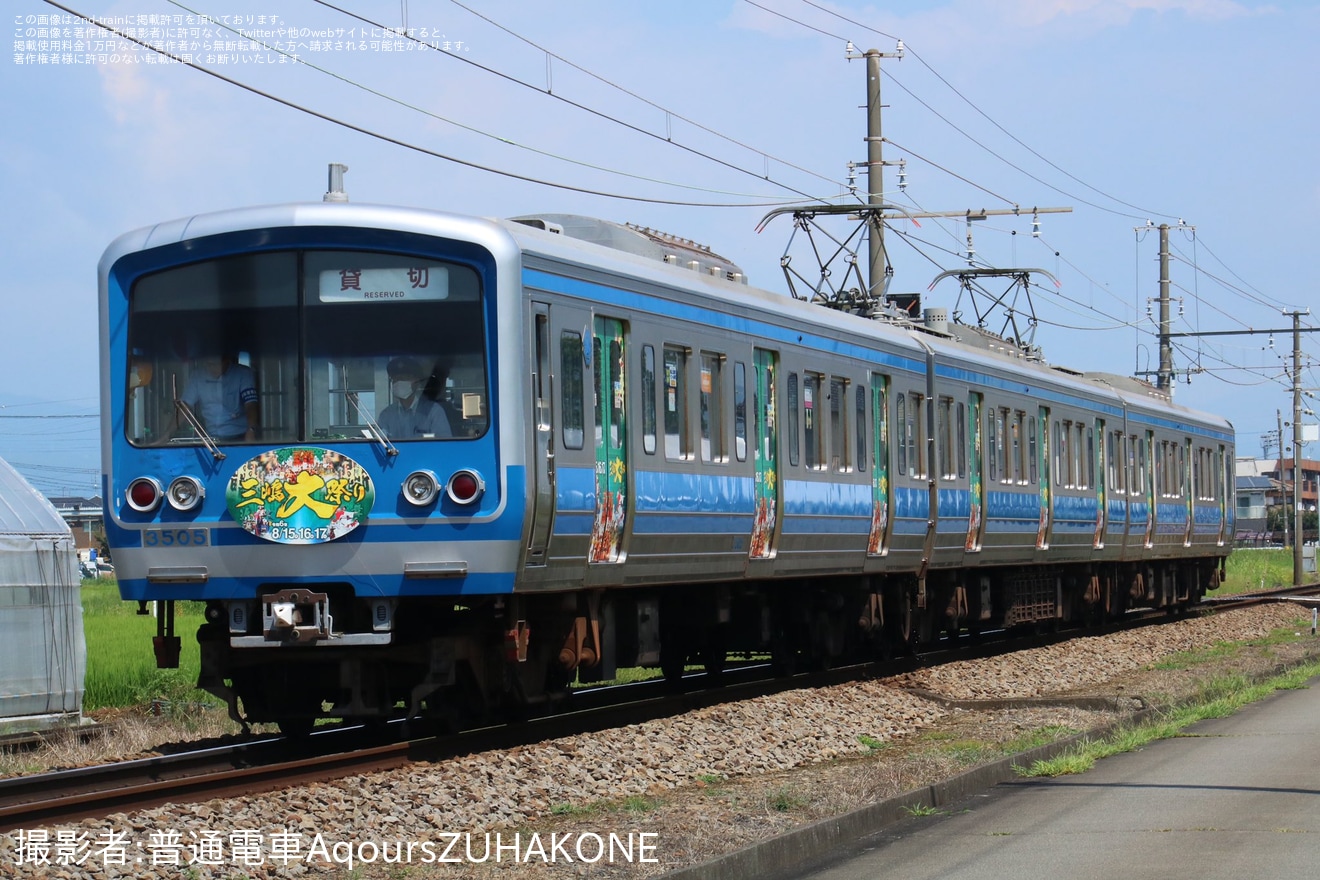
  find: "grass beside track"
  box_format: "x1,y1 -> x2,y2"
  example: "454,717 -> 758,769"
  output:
80,578 -> 212,712
1215,547 -> 1303,595
1018,656 -> 1320,778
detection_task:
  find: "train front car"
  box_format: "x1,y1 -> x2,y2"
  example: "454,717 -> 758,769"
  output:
99,203 -> 533,734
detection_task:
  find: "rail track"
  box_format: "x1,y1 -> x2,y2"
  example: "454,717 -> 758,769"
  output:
4,587 -> 1313,833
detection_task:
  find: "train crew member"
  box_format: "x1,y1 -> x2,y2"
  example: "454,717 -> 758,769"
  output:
378,356 -> 453,439
159,353 -> 259,442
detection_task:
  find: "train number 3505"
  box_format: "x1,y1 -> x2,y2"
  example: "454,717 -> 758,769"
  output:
142,528 -> 210,547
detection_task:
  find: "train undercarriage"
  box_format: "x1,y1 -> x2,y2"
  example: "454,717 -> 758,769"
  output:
174,557 -> 1223,735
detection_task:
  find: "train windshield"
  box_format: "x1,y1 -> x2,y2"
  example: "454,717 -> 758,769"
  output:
124,249 -> 489,447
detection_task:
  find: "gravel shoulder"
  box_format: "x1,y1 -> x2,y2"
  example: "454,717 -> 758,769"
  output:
5,604 -> 1318,879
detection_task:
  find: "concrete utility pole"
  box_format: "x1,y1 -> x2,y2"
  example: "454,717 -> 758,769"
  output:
859,45 -> 902,301
1289,310 -> 1305,585
1170,311 -> 1317,586
1157,224 -> 1174,393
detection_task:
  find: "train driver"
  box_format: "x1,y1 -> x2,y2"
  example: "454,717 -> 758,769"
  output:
158,353 -> 259,443
377,356 -> 453,439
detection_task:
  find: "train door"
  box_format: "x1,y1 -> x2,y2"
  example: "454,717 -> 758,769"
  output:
1036,405 -> 1051,550
965,391 -> 984,552
525,304 -> 556,566
589,317 -> 628,563
1093,418 -> 1106,549
750,348 -> 778,559
867,372 -> 891,555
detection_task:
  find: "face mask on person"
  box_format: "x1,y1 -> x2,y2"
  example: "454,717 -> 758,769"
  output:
392,380 -> 416,400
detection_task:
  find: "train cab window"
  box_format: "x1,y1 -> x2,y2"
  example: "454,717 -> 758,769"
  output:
663,347 -> 690,460
856,384 -> 867,472
126,249 -> 490,447
830,377 -> 848,472
787,372 -> 800,467
560,331 -> 585,450
699,352 -> 725,463
734,361 -> 747,462
641,345 -> 657,455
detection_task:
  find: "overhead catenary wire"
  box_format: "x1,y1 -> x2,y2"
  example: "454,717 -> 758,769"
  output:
43,0 -> 819,209
442,0 -> 842,190
309,0 -> 832,205
160,0 -> 831,203
785,0 -> 1180,221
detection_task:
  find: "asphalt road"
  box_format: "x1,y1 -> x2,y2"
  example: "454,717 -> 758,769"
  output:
801,677 -> 1320,880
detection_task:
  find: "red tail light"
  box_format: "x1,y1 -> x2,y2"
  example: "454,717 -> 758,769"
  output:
126,477 -> 163,513
446,470 -> 484,505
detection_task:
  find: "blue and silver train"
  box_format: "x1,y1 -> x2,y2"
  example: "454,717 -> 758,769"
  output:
99,179 -> 1234,732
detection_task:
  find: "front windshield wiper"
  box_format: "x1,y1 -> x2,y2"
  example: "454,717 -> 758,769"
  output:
171,376 -> 226,461
346,392 -> 398,457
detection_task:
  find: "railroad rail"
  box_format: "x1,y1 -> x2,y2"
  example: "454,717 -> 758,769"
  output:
3,587 -> 1313,833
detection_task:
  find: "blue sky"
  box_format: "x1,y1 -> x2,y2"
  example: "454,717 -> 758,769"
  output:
4,0 -> 1318,497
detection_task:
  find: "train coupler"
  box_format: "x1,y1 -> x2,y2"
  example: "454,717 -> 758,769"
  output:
262,588 -> 333,642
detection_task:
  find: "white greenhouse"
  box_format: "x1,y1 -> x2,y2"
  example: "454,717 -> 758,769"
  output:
0,457 -> 86,735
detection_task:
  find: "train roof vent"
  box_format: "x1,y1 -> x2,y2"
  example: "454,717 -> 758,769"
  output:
509,213 -> 748,284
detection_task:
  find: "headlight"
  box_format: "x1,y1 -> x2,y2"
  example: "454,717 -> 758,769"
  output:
166,475 -> 205,512
402,470 -> 440,506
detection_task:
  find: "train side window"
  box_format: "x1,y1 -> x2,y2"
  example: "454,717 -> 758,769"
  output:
641,345 -> 657,455
830,377 -> 848,472
1012,410 -> 1024,484
1179,441 -> 1188,497
699,352 -> 725,463
663,347 -> 690,460
1027,415 -> 1038,485
896,392 -> 907,476
803,373 -> 823,470
787,372 -> 800,467
739,364 -> 749,464
1085,425 -> 1095,490
1106,432 -> 1118,494
559,330 -> 585,450
1053,421 -> 1064,487
856,384 -> 867,472
910,393 -> 926,478
937,397 -> 953,479
1138,434 -> 1149,494
1073,423 -> 1085,489
733,361 -> 747,462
